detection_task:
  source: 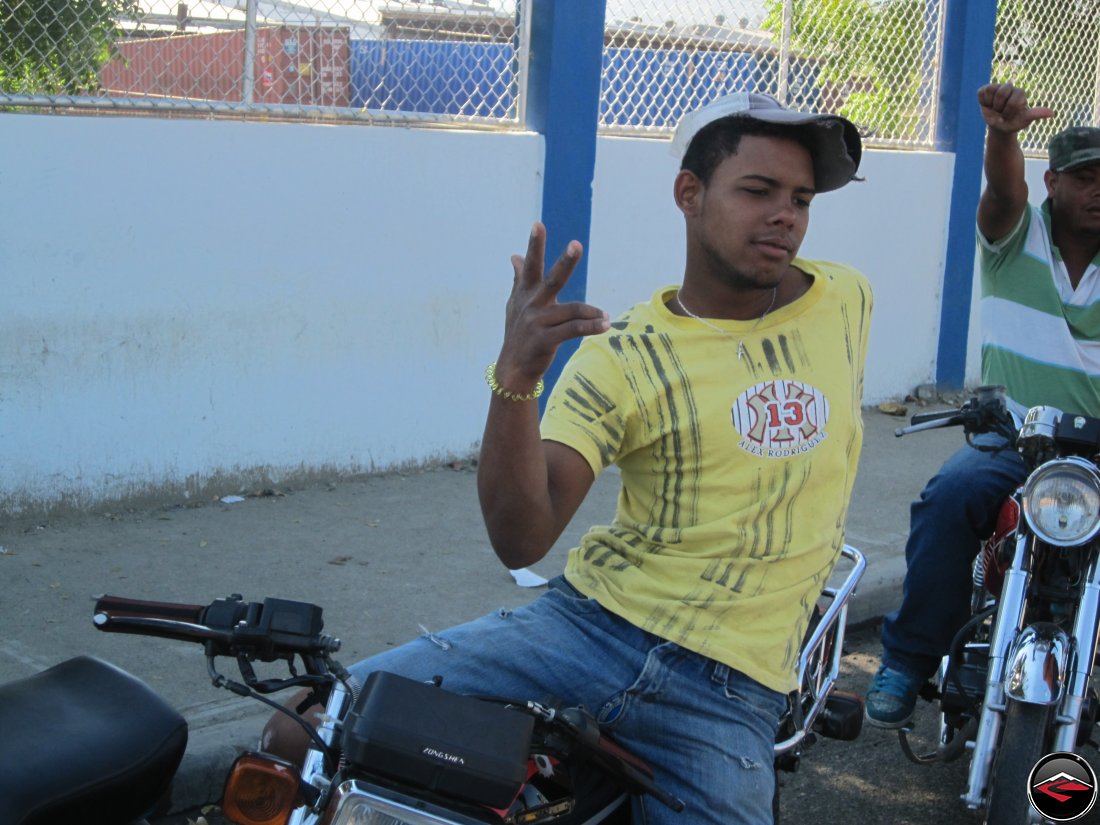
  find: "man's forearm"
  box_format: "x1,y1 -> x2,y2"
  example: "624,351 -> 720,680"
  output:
979,128 -> 1029,240
477,398 -> 558,569
984,128 -> 1027,200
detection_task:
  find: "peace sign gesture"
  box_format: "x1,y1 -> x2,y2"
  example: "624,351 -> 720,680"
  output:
493,222 -> 610,395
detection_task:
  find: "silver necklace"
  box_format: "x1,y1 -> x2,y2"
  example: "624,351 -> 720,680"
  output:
675,287 -> 778,361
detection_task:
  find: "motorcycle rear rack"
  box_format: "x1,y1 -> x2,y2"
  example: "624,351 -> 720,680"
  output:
774,544 -> 866,755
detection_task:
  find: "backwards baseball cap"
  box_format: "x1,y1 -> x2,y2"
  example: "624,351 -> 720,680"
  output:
669,91 -> 862,192
1049,126 -> 1100,172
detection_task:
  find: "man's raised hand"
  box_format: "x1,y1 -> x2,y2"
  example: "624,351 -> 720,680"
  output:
494,222 -> 610,393
978,82 -> 1053,135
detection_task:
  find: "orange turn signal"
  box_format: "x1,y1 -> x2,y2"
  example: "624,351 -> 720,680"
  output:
222,752 -> 302,825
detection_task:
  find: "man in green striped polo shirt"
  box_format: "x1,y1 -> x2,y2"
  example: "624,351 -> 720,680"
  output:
866,82 -> 1100,728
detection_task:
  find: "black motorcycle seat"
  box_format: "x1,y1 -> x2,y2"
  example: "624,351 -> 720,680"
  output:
0,655 -> 188,825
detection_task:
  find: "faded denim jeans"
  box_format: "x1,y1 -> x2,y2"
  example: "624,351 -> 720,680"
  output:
881,432 -> 1028,680
349,576 -> 785,825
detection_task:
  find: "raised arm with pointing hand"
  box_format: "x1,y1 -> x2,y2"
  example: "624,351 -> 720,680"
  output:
976,82 -> 1054,242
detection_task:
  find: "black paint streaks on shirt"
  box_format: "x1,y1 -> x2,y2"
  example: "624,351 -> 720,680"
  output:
777,461 -> 814,562
778,334 -> 797,372
561,372 -> 622,469
610,332 -> 704,534
761,338 -> 783,375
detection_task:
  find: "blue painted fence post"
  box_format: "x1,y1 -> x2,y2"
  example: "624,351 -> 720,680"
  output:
934,0 -> 998,389
525,0 -> 607,411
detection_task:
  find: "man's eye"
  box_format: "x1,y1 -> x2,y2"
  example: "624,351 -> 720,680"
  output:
795,198 -> 812,209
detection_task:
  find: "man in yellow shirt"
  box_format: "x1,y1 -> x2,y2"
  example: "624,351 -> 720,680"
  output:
402,92 -> 868,824
273,92 -> 871,824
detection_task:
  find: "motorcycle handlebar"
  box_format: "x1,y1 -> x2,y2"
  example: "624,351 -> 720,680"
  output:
894,410 -> 964,437
894,386 -> 1013,439
93,593 -> 341,661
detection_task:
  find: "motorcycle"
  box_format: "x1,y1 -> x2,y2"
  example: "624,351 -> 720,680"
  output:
0,546 -> 864,825
894,385 -> 1100,824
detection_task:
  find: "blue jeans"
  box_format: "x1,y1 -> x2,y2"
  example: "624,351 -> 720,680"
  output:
349,576 -> 785,825
880,432 -> 1027,679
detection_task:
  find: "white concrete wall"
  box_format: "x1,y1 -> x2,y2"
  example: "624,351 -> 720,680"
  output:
2,114 -> 543,514
2,114 -> 961,515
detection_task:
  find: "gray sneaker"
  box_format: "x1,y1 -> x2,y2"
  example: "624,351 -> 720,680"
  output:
864,665 -> 922,729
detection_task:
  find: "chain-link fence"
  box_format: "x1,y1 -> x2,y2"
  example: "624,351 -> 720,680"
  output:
600,0 -> 946,149
0,0 -> 526,126
992,0 -> 1100,158
6,1 -> 1100,150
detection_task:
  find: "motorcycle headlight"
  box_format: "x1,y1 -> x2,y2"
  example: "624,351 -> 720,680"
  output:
329,782 -> 475,825
330,800 -> 441,825
1022,457 -> 1100,547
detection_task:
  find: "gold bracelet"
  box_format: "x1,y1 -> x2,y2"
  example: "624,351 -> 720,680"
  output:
485,362 -> 544,401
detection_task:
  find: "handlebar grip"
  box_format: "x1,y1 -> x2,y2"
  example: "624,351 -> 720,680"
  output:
92,594 -> 223,645
94,595 -> 205,624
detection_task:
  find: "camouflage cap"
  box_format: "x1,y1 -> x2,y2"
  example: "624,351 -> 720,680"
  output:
1049,126 -> 1100,172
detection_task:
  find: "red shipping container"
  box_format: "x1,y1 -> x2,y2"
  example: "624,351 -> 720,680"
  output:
100,25 -> 350,107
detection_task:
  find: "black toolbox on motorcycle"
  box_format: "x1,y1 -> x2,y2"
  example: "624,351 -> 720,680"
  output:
342,671 -> 535,809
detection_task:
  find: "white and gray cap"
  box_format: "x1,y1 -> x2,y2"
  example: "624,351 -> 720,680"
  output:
669,91 -> 862,193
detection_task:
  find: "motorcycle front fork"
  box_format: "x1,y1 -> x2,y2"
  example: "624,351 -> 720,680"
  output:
288,678 -> 354,825
961,535 -> 1100,813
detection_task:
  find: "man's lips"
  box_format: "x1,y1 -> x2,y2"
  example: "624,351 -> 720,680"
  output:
754,238 -> 793,258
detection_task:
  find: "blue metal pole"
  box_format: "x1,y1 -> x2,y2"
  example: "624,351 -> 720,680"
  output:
934,0 -> 998,389
525,0 -> 607,411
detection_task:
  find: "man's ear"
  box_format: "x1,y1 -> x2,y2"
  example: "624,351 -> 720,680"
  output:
674,169 -> 704,217
1044,168 -> 1057,199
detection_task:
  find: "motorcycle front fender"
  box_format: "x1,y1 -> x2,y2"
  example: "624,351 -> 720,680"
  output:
1003,622 -> 1071,706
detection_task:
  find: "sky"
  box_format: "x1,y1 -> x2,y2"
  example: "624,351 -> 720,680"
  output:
604,0 -> 769,28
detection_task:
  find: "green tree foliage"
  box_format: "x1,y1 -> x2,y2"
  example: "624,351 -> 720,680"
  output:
1,0 -> 140,95
764,0 -> 1100,150
763,0 -> 936,142
993,0 -> 1100,152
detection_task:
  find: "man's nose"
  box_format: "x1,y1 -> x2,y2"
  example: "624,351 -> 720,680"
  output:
770,201 -> 797,227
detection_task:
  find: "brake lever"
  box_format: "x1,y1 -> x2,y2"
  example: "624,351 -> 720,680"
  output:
93,613 -> 236,646
895,412 -> 964,438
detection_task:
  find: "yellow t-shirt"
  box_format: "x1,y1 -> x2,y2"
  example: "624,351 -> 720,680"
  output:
540,260 -> 872,693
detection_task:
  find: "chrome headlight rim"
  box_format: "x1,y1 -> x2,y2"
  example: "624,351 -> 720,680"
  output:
1022,456 -> 1100,547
